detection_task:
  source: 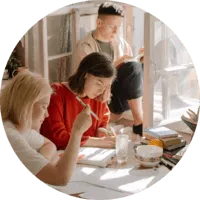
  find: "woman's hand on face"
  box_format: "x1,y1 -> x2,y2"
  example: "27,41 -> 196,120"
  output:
95,85 -> 111,103
72,105 -> 92,135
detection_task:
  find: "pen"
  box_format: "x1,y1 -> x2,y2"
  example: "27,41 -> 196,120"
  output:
76,96 -> 99,120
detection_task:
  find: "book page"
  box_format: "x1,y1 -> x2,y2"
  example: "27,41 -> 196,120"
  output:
77,147 -> 116,167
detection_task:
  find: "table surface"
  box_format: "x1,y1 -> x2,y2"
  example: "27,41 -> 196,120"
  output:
54,129 -> 192,200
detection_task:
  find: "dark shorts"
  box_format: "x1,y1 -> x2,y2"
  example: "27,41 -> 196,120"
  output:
108,61 -> 143,114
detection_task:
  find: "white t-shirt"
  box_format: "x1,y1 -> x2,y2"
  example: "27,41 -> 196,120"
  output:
3,121 -> 49,175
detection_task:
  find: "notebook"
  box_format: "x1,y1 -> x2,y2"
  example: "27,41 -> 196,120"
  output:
77,147 -> 116,168
144,127 -> 178,139
173,144 -> 189,160
161,134 -> 183,142
165,140 -> 186,150
181,116 -> 197,132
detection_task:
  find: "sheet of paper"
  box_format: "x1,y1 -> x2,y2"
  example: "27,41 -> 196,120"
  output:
49,182 -> 91,194
79,185 -> 130,199
70,165 -> 169,194
49,179 -> 130,199
55,143 -> 170,197
49,165 -> 169,199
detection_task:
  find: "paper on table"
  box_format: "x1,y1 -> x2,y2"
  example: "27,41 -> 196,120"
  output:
49,182 -> 91,194
49,174 -> 130,199
49,165 -> 169,198
86,166 -> 169,194
79,185 -> 130,199
55,145 -> 169,196
69,165 -> 169,194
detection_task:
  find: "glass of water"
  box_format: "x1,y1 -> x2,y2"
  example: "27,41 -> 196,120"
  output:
116,134 -> 129,164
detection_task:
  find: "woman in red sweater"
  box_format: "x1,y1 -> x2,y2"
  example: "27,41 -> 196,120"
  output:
40,52 -> 116,150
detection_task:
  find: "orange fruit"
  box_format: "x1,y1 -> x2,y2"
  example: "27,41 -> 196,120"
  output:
148,139 -> 164,148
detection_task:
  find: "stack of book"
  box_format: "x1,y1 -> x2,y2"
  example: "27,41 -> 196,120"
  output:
181,107 -> 199,132
142,126 -> 186,151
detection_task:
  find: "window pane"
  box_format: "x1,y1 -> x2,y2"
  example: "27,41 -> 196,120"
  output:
80,14 -> 97,40
47,14 -> 72,57
152,20 -> 200,126
48,55 -> 72,83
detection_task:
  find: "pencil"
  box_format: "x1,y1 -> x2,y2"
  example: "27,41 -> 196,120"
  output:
76,96 -> 99,120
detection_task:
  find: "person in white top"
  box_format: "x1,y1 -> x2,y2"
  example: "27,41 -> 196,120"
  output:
0,71 -> 92,186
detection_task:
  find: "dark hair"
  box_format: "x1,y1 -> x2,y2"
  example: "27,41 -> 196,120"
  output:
5,40 -> 25,79
98,2 -> 124,17
68,52 -> 116,94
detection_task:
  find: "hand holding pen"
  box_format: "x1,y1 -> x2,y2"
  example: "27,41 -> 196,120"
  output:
72,104 -> 92,134
76,96 -> 99,120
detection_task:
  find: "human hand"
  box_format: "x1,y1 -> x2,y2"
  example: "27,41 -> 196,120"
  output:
138,47 -> 144,63
114,54 -> 133,68
77,154 -> 85,161
83,135 -> 116,148
98,136 -> 116,149
97,127 -> 116,137
138,47 -> 144,55
72,105 -> 92,135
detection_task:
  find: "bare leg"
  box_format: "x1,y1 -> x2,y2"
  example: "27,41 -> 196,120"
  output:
127,97 -> 143,138
109,97 -> 143,126
109,112 -> 123,123
128,97 -> 143,126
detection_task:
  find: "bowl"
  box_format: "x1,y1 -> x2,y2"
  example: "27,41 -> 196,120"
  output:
135,145 -> 163,167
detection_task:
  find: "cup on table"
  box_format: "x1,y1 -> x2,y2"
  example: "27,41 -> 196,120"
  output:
119,127 -> 132,140
116,134 -> 129,164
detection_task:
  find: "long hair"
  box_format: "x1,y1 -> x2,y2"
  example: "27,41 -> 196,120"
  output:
0,71 -> 52,129
68,52 -> 116,94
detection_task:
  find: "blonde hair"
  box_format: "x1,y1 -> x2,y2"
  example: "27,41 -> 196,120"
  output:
0,71 -> 52,129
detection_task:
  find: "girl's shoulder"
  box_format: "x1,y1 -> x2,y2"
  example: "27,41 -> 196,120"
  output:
51,82 -> 73,96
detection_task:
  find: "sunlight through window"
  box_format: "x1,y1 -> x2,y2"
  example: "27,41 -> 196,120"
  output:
81,167 -> 97,175
100,169 -> 130,180
118,177 -> 155,193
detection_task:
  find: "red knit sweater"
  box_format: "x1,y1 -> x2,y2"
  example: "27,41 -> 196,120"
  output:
40,83 -> 110,150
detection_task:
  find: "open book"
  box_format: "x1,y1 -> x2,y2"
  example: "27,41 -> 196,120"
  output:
181,106 -> 199,132
173,144 -> 189,160
77,147 -> 116,168
123,52 -> 144,64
